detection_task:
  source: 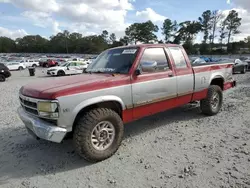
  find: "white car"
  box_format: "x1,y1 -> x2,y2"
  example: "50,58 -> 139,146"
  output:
21,59 -> 40,67
6,61 -> 26,71
47,61 -> 88,76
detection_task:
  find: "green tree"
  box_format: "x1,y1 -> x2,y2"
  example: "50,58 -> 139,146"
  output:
125,20 -> 159,44
176,21 -> 202,43
225,10 -> 242,44
161,19 -> 178,43
219,19 -> 227,49
101,30 -> 109,43
109,33 -> 116,44
0,37 -> 16,53
199,10 -> 212,44
210,10 -> 223,44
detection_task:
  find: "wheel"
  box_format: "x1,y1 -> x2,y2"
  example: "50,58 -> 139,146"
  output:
82,68 -> 86,73
57,70 -> 65,76
45,64 -> 49,68
0,74 -> 6,82
241,66 -> 246,74
32,64 -> 37,68
73,108 -> 124,162
18,66 -> 24,70
200,85 -> 223,116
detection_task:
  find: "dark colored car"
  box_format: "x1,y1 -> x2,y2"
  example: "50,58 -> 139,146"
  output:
233,59 -> 248,74
0,63 -> 11,82
217,58 -> 248,74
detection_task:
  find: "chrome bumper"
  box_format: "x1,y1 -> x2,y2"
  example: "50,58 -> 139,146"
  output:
17,107 -> 67,143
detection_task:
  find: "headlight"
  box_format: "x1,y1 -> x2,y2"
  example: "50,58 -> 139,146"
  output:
37,102 -> 59,118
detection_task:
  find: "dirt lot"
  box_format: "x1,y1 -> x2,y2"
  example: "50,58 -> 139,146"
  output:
0,68 -> 249,188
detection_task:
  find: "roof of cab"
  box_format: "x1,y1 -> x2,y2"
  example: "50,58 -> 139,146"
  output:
109,43 -> 181,50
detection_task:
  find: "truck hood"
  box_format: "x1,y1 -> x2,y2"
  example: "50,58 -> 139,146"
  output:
20,73 -> 130,99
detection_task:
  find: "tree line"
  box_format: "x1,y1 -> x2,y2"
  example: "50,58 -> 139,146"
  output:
0,9 -> 249,54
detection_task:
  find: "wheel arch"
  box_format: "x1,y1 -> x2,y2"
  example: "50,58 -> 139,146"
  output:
209,75 -> 225,90
72,96 -> 126,130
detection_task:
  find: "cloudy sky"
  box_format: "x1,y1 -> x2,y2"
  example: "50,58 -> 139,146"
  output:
0,0 -> 249,43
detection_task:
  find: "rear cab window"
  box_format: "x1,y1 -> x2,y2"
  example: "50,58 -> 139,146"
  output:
168,47 -> 188,68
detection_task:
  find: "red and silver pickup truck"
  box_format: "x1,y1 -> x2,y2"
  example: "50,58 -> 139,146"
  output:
18,44 -> 236,162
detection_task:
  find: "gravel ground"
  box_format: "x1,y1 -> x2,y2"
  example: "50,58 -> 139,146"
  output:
0,68 -> 250,188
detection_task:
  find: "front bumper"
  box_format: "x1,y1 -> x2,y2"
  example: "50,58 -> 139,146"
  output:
17,107 -> 67,143
47,71 -> 56,76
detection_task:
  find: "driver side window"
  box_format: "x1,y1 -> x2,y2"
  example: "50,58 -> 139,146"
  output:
139,48 -> 169,73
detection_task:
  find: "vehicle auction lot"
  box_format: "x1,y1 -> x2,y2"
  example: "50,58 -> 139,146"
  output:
0,68 -> 250,188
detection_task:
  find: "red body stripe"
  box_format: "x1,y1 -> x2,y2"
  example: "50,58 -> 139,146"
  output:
193,63 -> 233,73
123,90 -> 207,123
224,81 -> 235,90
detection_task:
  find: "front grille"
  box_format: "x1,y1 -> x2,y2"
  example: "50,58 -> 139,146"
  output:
19,96 -> 38,116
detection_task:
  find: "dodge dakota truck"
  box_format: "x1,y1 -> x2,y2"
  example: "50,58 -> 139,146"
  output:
17,44 -> 236,162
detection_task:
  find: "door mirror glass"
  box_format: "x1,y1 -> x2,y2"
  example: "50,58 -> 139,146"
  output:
141,61 -> 157,72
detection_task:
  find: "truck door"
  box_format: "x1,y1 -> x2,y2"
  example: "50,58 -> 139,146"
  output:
131,47 -> 177,119
167,46 -> 194,105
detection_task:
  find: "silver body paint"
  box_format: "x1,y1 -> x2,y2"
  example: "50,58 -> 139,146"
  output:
17,62 -> 234,143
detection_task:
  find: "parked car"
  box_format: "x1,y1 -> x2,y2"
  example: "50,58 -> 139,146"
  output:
217,58 -> 248,74
6,61 -> 26,71
21,59 -> 40,67
232,59 -> 248,74
240,57 -> 250,70
0,63 -> 11,82
47,61 -> 88,76
17,44 -> 236,162
41,59 -> 58,68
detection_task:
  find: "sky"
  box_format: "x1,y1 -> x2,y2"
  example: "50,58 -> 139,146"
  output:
0,0 -> 250,43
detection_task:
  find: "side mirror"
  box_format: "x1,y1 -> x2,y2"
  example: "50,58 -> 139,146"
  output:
141,61 -> 157,72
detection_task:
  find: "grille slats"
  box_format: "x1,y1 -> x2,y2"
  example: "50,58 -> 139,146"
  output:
19,96 -> 38,116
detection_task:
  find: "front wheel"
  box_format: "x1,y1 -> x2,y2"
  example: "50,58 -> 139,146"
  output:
18,66 -> 24,70
57,70 -> 65,76
200,85 -> 223,116
0,74 -> 6,82
73,108 -> 124,162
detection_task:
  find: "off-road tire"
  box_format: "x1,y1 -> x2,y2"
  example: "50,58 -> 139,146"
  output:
73,108 -> 124,162
57,70 -> 65,76
200,85 -> 223,116
0,74 -> 5,82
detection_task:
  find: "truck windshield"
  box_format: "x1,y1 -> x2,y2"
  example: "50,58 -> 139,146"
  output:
86,47 -> 139,74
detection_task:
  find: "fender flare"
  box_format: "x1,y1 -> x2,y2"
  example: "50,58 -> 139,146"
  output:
209,74 -> 225,84
72,95 -> 126,121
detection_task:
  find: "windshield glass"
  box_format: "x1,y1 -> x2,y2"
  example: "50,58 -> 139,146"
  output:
61,62 -> 70,67
86,47 -> 139,74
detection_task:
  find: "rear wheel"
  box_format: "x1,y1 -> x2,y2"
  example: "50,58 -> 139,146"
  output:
0,74 -> 6,82
73,108 -> 124,162
57,70 -> 65,76
32,64 -> 37,68
200,85 -> 223,116
45,64 -> 49,68
241,66 -> 246,74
